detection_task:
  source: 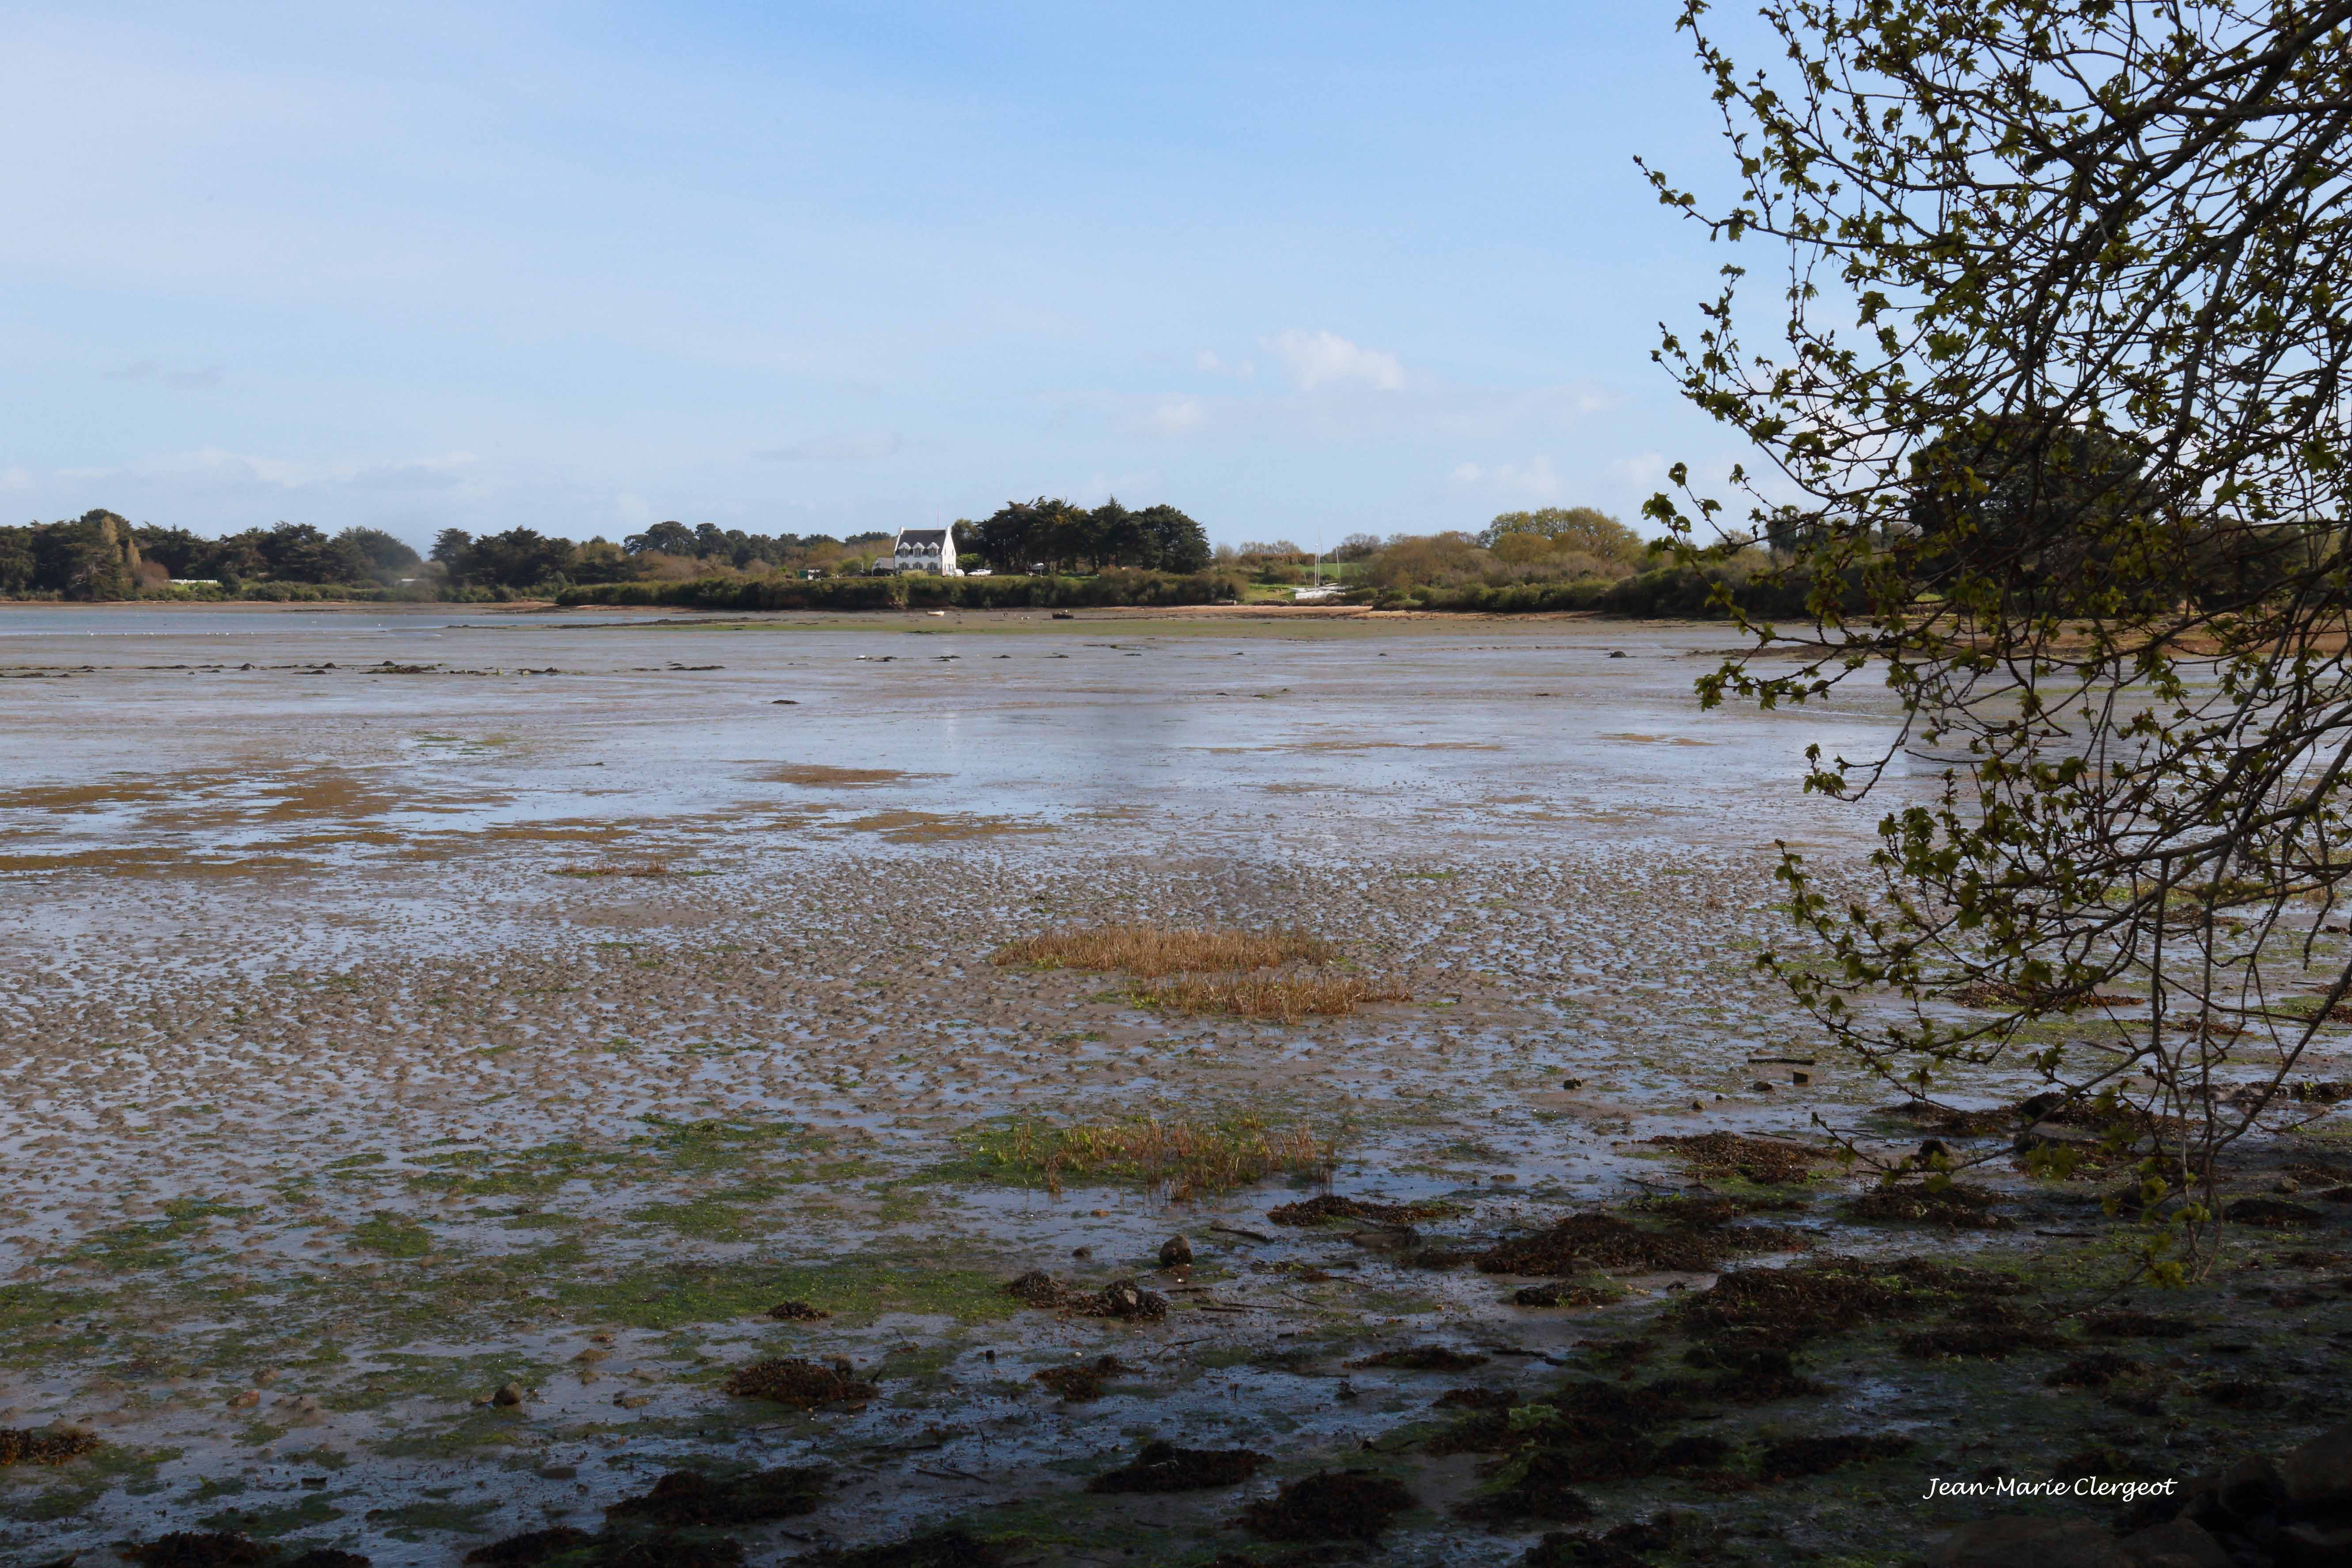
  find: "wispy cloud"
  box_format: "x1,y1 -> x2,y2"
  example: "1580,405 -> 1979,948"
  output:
1451,454 -> 1563,500
1261,329 -> 1406,393
755,432 -> 903,461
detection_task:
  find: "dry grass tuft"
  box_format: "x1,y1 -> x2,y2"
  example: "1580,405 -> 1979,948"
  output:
973,1113 -> 1337,1197
992,923 -> 1336,976
1134,973 -> 1409,1021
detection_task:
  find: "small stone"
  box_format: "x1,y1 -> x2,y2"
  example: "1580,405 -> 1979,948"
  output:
536,1463 -> 577,1480
611,1393 -> 650,1409
1158,1235 -> 1192,1267
1561,1077 -> 1584,1090
227,1390 -> 260,1410
1792,1071 -> 1812,1085
1071,1245 -> 1093,1259
1750,1081 -> 1776,1093
2276,1177 -> 2302,1194
492,1382 -> 525,1407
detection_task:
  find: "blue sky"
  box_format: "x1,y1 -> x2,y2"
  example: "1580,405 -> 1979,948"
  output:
1,2 -> 1755,550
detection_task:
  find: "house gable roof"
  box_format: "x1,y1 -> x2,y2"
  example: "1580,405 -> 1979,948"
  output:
896,529 -> 950,546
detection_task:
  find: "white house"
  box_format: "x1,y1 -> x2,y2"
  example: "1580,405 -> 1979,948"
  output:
883,527 -> 961,575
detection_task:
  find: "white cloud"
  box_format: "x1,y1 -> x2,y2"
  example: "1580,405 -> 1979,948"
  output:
0,467 -> 31,492
1262,329 -> 1406,393
1146,396 -> 1206,435
1194,349 -> 1224,372
755,432 -> 902,461
1450,462 -> 1484,484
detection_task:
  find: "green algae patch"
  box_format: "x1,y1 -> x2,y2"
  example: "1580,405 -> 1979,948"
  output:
558,1257 -> 1022,1330
69,1198 -> 252,1272
408,1118 -> 825,1200
367,1494 -> 502,1537
349,1214 -> 432,1258
199,1491 -> 349,1537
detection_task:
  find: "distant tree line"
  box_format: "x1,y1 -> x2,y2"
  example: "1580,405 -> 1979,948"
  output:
964,498 -> 1212,575
0,512 -> 430,598
0,511 -> 911,599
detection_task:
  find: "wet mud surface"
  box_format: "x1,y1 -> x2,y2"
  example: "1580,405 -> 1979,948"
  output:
0,605 -> 2348,1565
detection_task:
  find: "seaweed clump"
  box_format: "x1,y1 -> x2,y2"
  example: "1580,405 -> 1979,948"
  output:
1678,1259 -> 1925,1341
1034,1356 -> 1126,1401
1753,1433 -> 1913,1482
465,1529 -> 598,1566
1522,1514 -> 1680,1566
1086,1439 -> 1269,1493
1002,1271 -> 1168,1320
1268,1194 -> 1460,1225
1515,1281 -> 1613,1308
605,1467 -> 829,1526
0,1427 -> 99,1466
720,1358 -> 878,1408
1844,1182 -> 2012,1229
1239,1470 -> 1417,1542
129,1537 -> 275,1568
1346,1345 -> 1489,1372
786,1531 -> 1009,1568
1644,1132 -> 1823,1185
1475,1215 -> 1717,1276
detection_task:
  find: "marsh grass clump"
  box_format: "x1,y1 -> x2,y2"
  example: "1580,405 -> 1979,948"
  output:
0,1426 -> 98,1465
991,923 -> 1334,976
550,863 -> 672,879
720,1358 -> 877,1409
970,1113 -> 1336,1196
1133,973 -> 1410,1021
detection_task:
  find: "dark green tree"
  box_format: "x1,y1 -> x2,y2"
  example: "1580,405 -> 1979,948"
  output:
624,520 -> 697,556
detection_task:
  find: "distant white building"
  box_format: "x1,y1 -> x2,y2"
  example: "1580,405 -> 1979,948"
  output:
882,528 -> 961,576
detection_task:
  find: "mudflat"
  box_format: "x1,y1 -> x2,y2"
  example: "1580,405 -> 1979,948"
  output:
2,606 -> 2346,1566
